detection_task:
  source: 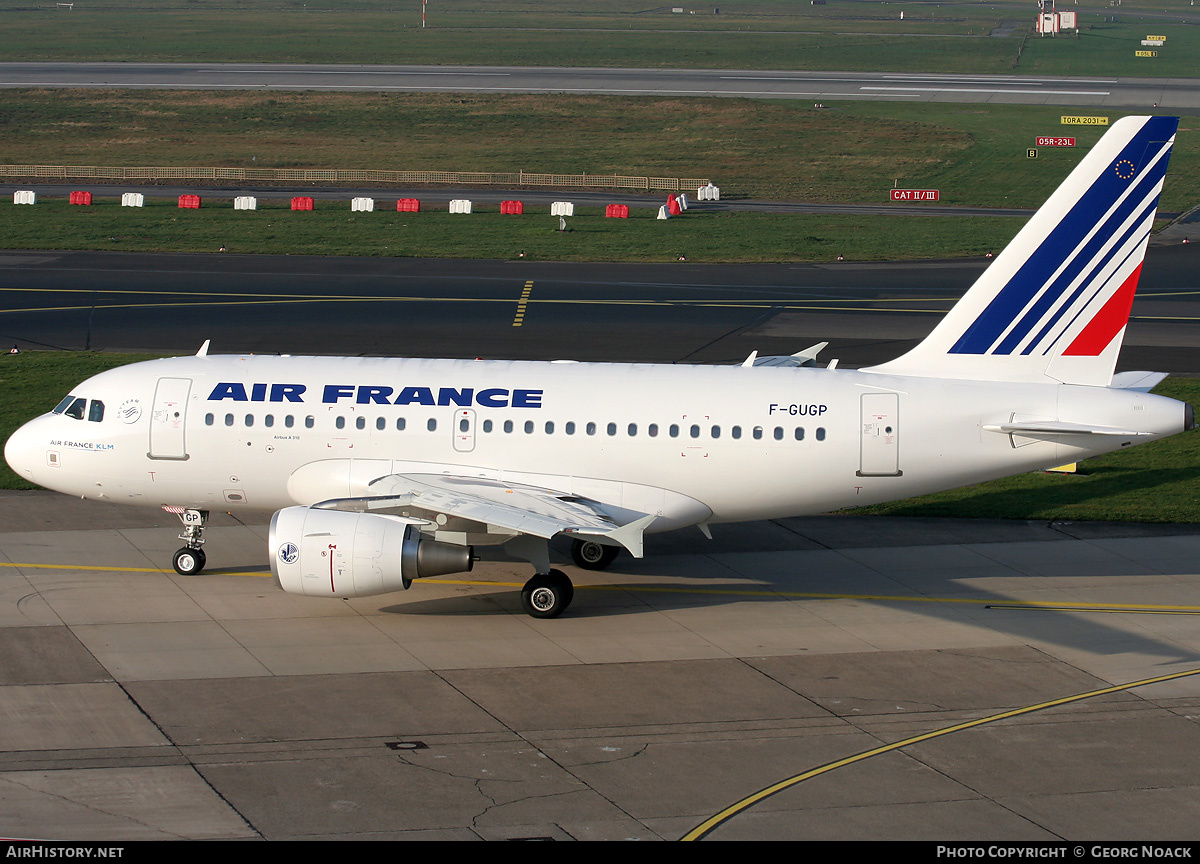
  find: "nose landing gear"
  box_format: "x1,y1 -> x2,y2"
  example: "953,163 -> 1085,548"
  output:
164,506 -> 208,575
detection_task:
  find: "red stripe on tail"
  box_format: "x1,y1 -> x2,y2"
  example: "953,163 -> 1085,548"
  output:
1063,264 -> 1143,357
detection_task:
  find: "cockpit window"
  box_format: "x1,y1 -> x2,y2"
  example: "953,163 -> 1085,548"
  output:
52,395 -> 75,415
88,400 -> 104,423
62,397 -> 86,420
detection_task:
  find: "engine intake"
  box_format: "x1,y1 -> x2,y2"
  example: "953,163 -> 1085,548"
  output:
269,506 -> 473,598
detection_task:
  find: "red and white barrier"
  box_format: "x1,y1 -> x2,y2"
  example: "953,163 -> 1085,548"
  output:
121,193 -> 144,207
69,191 -> 92,206
351,197 -> 374,212
667,195 -> 682,216
500,200 -> 524,215
551,201 -> 574,217
291,196 -> 314,211
13,191 -> 36,205
234,196 -> 257,210
605,204 -> 629,218
697,183 -> 720,201
396,198 -> 421,213
449,199 -> 473,214
178,194 -> 201,209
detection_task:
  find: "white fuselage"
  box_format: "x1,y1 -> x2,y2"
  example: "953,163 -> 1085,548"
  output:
5,354 -> 1187,531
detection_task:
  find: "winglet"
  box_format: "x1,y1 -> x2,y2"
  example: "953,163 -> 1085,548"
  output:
196,340 -> 211,357
580,516 -> 657,556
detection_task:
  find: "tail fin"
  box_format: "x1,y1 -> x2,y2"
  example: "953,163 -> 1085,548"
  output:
865,115 -> 1179,386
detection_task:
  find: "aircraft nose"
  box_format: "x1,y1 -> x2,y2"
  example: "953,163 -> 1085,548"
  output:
4,420 -> 41,484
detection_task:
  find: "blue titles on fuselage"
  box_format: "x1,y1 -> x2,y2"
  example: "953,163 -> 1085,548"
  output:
208,383 -> 543,409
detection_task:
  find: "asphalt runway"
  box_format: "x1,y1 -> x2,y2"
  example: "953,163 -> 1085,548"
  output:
2,63 -> 1198,110
2,247 -> 1200,840
1,243 -> 1198,372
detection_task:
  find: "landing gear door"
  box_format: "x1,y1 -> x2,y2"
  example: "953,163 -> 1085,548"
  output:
149,377 -> 191,460
453,409 -> 476,453
858,392 -> 901,477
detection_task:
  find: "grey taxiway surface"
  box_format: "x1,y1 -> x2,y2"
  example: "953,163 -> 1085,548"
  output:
3,63 -> 1200,111
3,249 -> 1200,840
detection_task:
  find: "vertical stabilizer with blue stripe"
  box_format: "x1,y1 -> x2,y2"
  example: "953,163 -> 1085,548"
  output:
863,116 -> 1178,386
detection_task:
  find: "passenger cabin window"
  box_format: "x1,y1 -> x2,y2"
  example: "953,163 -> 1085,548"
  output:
265,414 -> 274,428
427,418 -> 437,432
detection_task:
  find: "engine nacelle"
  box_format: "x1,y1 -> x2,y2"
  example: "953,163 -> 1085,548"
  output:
269,506 -> 473,598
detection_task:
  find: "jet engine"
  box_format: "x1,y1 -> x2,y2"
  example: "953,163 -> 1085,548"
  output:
269,506 -> 473,598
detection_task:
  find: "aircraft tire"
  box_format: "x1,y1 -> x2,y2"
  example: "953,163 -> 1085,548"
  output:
521,569 -> 574,619
173,547 -> 206,576
571,539 -> 618,571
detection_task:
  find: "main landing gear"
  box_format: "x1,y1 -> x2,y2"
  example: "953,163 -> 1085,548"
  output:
165,507 -> 208,575
521,570 -> 574,619
517,541 -> 620,618
570,539 -> 619,571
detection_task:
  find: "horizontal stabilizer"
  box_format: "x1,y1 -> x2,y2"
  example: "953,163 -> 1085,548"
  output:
1110,370 -> 1169,392
982,420 -> 1149,437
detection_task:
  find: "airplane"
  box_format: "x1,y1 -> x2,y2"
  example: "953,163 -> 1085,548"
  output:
4,115 -> 1192,619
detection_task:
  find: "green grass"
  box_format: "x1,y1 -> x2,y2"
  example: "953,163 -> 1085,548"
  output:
848,379 -> 1200,524
3,93 -> 1199,213
3,0 -> 1198,76
0,1 -> 1021,71
0,198 -> 1025,263
4,354 -> 1198,525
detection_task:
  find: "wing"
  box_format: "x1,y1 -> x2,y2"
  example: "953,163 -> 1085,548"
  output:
311,473 -> 656,557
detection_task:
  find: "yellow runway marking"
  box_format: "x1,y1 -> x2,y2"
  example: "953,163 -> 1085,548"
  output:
512,280 -> 534,327
5,285 -> 1200,320
682,665 -> 1200,841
